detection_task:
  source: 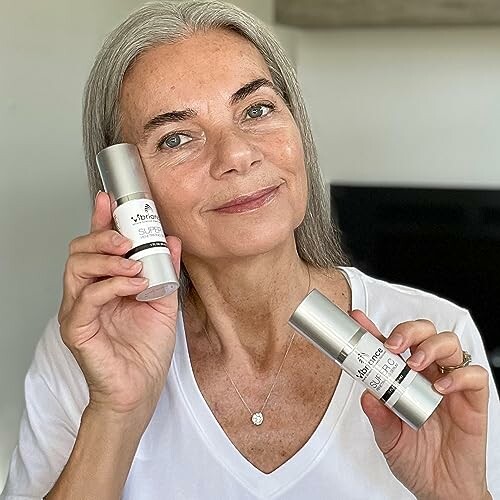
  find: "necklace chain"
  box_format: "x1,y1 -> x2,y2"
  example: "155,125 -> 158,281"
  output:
201,263 -> 312,426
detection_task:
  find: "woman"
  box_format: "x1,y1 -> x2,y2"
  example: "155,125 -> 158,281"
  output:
2,1 -> 499,499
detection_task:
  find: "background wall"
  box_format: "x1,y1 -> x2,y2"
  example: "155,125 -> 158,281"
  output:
0,0 -> 155,488
297,27 -> 500,187
1,0 -> 499,492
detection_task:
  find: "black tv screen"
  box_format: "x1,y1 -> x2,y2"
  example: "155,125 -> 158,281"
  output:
330,184 -> 500,388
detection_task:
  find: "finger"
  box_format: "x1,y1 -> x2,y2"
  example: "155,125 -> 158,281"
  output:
60,232 -> 134,325
405,331 -> 463,372
166,235 -> 182,278
433,365 -> 489,411
360,390 -> 403,455
383,319 -> 437,354
64,253 -> 143,299
67,253 -> 143,281
349,310 -> 386,343
90,191 -> 113,233
59,254 -> 143,323
69,229 -> 133,256
66,276 -> 150,346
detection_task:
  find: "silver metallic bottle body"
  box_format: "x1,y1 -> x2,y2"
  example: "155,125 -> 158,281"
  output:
289,289 -> 443,430
96,143 -> 179,301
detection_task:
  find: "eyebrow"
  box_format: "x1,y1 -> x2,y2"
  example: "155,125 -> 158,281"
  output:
141,77 -> 280,141
229,77 -> 279,106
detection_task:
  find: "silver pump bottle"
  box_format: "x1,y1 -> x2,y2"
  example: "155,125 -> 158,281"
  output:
96,143 -> 179,301
289,289 -> 443,430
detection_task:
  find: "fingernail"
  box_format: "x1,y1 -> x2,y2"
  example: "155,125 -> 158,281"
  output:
123,259 -> 141,269
434,376 -> 452,392
384,333 -> 403,349
112,233 -> 128,246
129,277 -> 148,285
408,350 -> 425,367
94,190 -> 102,205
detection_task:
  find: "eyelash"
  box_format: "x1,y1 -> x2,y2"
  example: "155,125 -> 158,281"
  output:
155,101 -> 276,151
245,101 -> 276,120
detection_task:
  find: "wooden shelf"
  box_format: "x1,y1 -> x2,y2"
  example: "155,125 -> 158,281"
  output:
276,0 -> 500,28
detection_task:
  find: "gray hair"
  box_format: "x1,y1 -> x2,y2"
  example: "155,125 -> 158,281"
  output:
82,0 -> 351,304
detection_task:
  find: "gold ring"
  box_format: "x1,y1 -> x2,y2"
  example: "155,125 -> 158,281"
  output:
437,350 -> 472,374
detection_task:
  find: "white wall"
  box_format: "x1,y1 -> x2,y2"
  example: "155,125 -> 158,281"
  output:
296,27 -> 500,188
0,0 -> 157,488
228,0 -> 273,24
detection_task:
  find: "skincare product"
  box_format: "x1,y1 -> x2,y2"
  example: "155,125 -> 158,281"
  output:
96,143 -> 179,301
289,289 -> 443,430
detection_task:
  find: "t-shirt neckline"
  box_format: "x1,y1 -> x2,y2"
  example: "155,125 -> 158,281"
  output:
172,266 -> 365,498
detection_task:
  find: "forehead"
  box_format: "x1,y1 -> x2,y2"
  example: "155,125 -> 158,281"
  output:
120,29 -> 273,135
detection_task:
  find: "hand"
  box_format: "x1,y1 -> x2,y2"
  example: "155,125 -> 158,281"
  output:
58,191 -> 182,421
350,310 -> 491,500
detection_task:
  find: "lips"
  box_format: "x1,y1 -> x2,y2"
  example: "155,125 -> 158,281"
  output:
214,185 -> 281,210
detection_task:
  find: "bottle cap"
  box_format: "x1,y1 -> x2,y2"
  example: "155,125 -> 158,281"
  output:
289,288 -> 362,361
96,143 -> 150,202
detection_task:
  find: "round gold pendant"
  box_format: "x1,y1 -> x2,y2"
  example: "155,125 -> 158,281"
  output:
251,412 -> 264,426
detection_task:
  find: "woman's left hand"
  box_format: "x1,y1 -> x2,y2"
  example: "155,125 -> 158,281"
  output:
350,310 -> 492,500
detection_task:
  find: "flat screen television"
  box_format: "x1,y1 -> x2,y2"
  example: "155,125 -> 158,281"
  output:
330,183 -> 500,389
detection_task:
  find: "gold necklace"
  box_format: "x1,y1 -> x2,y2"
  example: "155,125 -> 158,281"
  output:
201,263 -> 312,426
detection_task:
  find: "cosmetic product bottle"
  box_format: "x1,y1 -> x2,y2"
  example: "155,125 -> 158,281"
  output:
96,143 -> 179,301
289,289 -> 443,430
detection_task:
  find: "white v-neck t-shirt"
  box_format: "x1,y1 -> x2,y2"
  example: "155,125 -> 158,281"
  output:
2,266 -> 500,499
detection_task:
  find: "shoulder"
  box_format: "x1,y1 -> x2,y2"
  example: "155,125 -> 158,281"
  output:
29,314 -> 89,421
341,266 -> 471,337
1,317 -> 90,497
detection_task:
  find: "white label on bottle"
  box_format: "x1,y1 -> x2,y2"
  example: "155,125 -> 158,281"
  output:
341,333 -> 417,408
112,198 -> 170,261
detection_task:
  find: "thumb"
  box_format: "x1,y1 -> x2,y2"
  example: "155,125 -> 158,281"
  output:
165,235 -> 182,278
360,390 -> 403,455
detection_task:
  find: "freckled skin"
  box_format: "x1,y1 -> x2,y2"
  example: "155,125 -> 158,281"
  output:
119,29 -> 307,262
118,29 -> 350,475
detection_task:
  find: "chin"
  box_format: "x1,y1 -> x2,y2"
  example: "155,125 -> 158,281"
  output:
216,217 -> 295,257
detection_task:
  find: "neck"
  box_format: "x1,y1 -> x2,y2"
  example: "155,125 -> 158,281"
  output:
182,237 -> 311,372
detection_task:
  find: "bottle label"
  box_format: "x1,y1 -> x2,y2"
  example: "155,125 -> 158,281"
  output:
341,332 -> 417,408
112,198 -> 170,261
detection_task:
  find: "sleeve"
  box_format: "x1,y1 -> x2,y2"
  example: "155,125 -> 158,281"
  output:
1,316 -> 89,500
459,310 -> 500,498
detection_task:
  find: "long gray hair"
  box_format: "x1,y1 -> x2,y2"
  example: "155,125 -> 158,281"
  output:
82,0 -> 351,304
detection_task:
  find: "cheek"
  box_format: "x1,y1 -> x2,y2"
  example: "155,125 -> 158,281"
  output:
267,128 -> 307,198
145,168 -> 202,235
266,125 -> 304,173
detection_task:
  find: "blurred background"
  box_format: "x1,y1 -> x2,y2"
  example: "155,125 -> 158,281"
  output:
1,0 -> 499,490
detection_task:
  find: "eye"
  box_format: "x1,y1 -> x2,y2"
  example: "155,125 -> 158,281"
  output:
158,132 -> 192,150
245,102 -> 275,120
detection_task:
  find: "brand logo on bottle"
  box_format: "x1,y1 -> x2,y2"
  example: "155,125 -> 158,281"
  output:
355,347 -> 384,379
357,352 -> 367,364
130,203 -> 160,223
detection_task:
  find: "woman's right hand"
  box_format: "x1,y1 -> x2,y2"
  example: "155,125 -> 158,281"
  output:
57,191 -> 182,421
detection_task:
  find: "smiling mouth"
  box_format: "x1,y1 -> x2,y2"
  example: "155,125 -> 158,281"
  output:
213,184 -> 282,214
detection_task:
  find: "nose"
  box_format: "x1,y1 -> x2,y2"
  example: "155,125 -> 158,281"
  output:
209,129 -> 263,179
